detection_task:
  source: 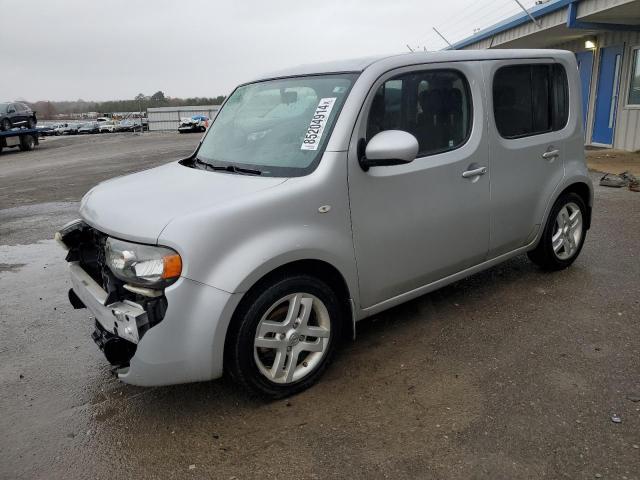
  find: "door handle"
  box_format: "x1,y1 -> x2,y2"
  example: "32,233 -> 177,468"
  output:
542,149 -> 560,160
462,166 -> 487,178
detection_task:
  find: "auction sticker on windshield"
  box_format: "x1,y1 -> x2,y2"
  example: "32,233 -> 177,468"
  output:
301,97 -> 337,151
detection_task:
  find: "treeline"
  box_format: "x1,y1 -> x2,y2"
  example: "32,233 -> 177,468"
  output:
25,91 -> 226,118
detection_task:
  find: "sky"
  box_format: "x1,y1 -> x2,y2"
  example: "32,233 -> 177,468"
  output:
0,0 -> 536,102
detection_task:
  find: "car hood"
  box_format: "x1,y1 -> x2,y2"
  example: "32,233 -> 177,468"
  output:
80,161 -> 287,244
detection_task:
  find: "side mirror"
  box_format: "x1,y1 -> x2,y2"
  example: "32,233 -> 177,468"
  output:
359,130 -> 419,171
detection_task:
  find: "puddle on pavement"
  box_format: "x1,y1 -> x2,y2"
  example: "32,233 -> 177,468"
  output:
0,201 -> 78,245
0,239 -> 62,273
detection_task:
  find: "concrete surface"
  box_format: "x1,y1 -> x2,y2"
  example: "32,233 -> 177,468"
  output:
1,134 -> 639,480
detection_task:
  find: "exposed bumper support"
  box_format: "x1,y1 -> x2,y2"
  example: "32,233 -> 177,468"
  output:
68,262 -> 146,344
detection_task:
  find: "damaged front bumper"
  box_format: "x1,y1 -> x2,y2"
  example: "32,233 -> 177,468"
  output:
68,261 -> 145,344
57,220 -> 243,386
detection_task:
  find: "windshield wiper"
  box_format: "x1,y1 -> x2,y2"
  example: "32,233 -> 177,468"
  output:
193,157 -> 262,175
193,157 -> 213,170
211,164 -> 263,176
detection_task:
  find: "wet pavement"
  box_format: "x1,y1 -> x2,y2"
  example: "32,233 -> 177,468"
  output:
1,134 -> 639,479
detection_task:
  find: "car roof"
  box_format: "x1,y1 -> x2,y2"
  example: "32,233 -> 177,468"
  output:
250,49 -> 574,82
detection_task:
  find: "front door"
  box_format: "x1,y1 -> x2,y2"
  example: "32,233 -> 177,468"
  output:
348,63 -> 490,308
592,45 -> 624,145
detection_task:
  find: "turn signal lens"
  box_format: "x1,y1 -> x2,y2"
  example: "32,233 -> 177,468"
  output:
162,254 -> 182,279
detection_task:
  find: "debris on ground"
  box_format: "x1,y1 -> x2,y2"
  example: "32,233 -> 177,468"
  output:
599,171 -> 639,192
611,414 -> 622,423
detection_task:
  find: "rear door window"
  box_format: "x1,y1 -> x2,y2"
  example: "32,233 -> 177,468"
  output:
493,63 -> 569,139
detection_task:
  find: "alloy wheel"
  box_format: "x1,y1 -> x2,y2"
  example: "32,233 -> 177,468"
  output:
253,293 -> 331,384
551,202 -> 583,260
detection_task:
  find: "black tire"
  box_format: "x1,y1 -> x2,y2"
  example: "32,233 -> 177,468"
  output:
18,134 -> 36,152
27,117 -> 36,129
528,192 -> 587,271
1,118 -> 10,131
225,273 -> 343,399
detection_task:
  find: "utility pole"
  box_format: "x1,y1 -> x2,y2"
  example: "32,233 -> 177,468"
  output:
511,0 -> 541,27
432,27 -> 453,48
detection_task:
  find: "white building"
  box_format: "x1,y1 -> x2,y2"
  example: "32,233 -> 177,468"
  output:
147,105 -> 220,131
451,0 -> 640,151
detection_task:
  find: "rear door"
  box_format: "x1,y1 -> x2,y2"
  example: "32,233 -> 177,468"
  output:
485,60 -> 570,257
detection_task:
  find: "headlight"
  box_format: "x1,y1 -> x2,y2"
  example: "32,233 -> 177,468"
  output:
105,238 -> 182,287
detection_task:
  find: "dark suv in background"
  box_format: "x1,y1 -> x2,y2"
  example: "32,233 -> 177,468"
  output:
0,102 -> 37,130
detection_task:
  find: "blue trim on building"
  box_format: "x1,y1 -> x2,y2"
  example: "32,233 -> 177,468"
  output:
449,0 -> 576,50
567,1 -> 640,31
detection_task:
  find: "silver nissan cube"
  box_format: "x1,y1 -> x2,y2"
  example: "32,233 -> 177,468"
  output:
58,50 -> 593,398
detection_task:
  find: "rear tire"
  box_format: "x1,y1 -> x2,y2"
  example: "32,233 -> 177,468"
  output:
18,134 -> 36,152
527,192 -> 587,270
225,274 -> 343,399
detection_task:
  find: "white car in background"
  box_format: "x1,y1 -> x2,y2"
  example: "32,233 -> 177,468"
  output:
178,115 -> 209,133
53,123 -> 71,135
98,121 -> 117,133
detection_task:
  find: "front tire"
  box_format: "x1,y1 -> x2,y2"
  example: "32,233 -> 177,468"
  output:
225,274 -> 343,399
528,192 -> 587,270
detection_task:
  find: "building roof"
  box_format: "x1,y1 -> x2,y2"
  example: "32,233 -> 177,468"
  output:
449,0 -> 575,50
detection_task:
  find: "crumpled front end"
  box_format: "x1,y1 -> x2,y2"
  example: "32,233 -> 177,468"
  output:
57,219 -> 242,386
57,220 -> 169,365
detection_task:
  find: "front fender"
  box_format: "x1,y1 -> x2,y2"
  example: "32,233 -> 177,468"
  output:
158,151 -> 359,304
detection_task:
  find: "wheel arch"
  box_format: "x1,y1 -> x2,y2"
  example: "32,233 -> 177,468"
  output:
230,258 -> 356,344
557,181 -> 593,230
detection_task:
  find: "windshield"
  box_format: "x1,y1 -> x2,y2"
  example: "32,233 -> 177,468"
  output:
0,103 -> 8,114
196,74 -> 357,176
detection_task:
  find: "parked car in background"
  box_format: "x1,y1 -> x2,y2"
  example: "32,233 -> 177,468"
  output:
0,102 -> 37,130
99,121 -> 117,133
67,123 -> 81,135
178,115 -> 209,133
118,118 -> 148,132
53,123 -> 73,135
78,122 -> 100,134
38,123 -> 56,136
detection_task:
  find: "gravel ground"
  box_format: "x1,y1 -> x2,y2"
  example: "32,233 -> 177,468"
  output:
1,134 -> 639,479
586,149 -> 640,177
